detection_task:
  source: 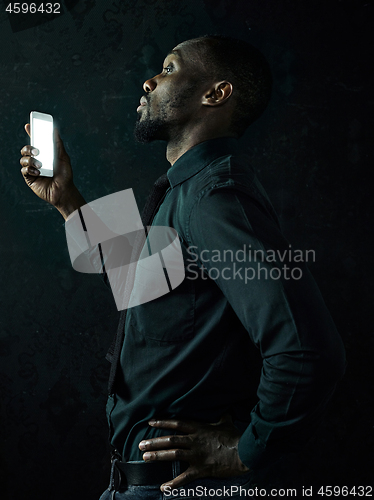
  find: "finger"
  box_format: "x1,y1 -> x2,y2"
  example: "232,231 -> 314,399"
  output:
148,419 -> 198,434
20,156 -> 42,169
160,468 -> 200,492
20,145 -> 39,157
211,413 -> 233,426
142,448 -> 193,463
25,123 -> 31,137
21,165 -> 40,177
139,435 -> 192,451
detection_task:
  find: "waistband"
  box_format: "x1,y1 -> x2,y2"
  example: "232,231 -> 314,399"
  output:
109,459 -> 188,490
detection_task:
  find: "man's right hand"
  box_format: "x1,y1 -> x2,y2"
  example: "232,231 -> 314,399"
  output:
20,123 -> 86,220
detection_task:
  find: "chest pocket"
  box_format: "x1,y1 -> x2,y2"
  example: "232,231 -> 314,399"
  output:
129,236 -> 198,342
129,274 -> 196,343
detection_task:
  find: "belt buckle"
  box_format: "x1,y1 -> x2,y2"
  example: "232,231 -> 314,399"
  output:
109,458 -> 127,492
111,448 -> 122,464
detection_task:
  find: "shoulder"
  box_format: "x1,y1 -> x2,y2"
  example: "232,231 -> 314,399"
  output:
193,153 -> 257,193
188,154 -> 279,230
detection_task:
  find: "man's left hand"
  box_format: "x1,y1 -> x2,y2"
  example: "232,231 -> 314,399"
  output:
138,414 -> 250,491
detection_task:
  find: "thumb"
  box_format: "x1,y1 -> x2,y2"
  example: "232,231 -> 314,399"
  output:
220,413 -> 233,424
54,127 -> 70,161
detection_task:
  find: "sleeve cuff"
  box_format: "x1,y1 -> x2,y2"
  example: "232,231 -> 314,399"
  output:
238,422 -> 286,471
65,209 -> 78,222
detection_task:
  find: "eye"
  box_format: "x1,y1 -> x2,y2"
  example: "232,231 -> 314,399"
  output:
163,63 -> 174,74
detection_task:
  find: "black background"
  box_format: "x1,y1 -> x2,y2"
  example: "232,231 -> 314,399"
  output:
0,0 -> 373,498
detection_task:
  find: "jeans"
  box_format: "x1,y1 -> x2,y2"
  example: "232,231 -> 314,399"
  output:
99,460 -> 256,500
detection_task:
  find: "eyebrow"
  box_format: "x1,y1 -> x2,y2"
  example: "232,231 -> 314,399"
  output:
166,49 -> 182,60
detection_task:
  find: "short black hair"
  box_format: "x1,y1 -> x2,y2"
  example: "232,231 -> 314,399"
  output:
188,35 -> 272,137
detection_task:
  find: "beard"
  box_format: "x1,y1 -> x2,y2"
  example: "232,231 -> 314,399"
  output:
133,112 -> 168,143
134,82 -> 199,143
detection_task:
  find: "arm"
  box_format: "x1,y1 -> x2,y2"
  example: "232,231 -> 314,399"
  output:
21,123 -> 148,308
20,124 -> 130,292
188,187 -> 346,468
20,123 -> 109,279
139,185 -> 346,489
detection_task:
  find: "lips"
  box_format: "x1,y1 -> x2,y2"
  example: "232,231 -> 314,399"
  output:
137,96 -> 148,112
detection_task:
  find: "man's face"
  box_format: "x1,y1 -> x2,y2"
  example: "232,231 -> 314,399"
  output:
134,42 -> 205,143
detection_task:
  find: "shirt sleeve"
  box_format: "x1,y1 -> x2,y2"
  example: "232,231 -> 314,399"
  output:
64,187 -> 144,281
64,206 -> 111,287
187,184 -> 346,470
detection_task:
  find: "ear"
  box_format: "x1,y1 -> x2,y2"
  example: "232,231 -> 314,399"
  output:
202,81 -> 233,106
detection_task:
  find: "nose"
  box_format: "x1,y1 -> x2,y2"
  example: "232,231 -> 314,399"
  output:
143,76 -> 156,93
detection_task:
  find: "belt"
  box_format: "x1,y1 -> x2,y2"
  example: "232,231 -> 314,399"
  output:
113,460 -> 189,487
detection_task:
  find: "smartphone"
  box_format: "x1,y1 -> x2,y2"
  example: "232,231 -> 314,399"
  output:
30,111 -> 54,177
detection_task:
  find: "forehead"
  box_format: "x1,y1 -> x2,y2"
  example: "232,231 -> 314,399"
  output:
166,41 -> 206,68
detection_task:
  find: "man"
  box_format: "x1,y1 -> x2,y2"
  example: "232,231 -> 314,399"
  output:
20,35 -> 346,499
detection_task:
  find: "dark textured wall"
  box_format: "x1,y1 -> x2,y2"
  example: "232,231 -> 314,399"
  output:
0,0 -> 372,498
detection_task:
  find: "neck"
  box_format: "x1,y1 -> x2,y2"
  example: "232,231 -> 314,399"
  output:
166,127 -> 236,165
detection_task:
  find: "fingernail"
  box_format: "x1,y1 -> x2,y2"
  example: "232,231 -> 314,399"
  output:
148,420 -> 156,425
34,160 -> 42,168
32,168 -> 40,175
160,483 -> 171,492
31,148 -> 39,155
143,452 -> 151,461
139,441 -> 147,450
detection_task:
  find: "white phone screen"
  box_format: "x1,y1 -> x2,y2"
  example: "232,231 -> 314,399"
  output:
30,111 -> 54,177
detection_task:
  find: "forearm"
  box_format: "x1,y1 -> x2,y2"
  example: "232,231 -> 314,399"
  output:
238,350 -> 345,470
56,186 -> 86,221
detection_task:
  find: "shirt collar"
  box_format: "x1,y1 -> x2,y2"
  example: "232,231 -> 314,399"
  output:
166,137 -> 239,188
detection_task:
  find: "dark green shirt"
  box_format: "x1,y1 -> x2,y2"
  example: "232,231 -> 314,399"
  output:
106,137 -> 346,469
